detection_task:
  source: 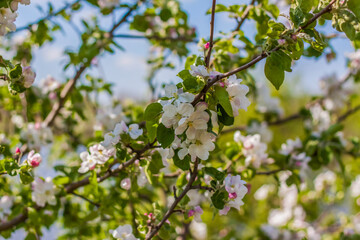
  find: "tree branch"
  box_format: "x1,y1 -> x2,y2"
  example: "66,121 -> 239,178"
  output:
205,0 -> 217,68
192,0 -> 337,106
145,159 -> 199,239
71,192 -> 100,207
337,104 -> 360,123
233,0 -> 256,32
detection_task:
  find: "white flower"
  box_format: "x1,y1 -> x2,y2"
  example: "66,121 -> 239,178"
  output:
279,138 -> 302,155
189,65 -> 209,77
351,175 -> 360,198
0,9 -> 17,36
226,75 -> 250,116
121,178 -> 131,190
95,104 -> 128,131
190,221 -> 207,240
26,150 -> 42,167
346,50 -> 360,72
78,144 -> 115,173
164,84 -> 195,104
0,133 -> 9,145
254,184 -> 275,200
22,66 -> 36,88
40,75 -> 60,94
21,122 -> 53,149
188,206 -> 203,222
268,208 -> 292,227
128,124 -> 143,139
102,121 -> 128,148
309,103 -> 331,133
32,177 -> 58,207
162,103 -> 194,128
320,74 -> 352,111
187,131 -> 215,161
98,0 -> 119,9
219,174 -> 248,215
175,103 -> 209,140
314,170 -> 336,192
0,196 -> 13,218
110,224 -> 138,240
261,225 -> 280,240
247,122 -> 273,143
137,167 -> 148,187
235,132 -> 268,168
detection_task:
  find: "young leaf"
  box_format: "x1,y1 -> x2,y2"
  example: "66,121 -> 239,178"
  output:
214,85 -> 233,117
157,123 -> 174,148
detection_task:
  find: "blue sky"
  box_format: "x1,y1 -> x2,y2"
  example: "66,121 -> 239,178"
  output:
13,0 -> 354,102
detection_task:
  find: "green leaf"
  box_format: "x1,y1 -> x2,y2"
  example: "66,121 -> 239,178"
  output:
89,170 -> 98,196
348,0 -> 360,20
211,190 -> 227,209
10,64 -> 22,79
264,51 -> 292,90
148,152 -> 165,174
159,8 -> 172,21
146,121 -> 158,142
20,172 -> 34,184
217,104 -> 234,126
204,167 -> 225,181
173,153 -> 190,171
157,123 -> 174,148
214,85 -> 233,117
144,102 -> 163,120
177,70 -> 198,91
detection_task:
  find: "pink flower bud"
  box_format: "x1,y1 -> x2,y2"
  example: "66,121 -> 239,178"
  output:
120,178 -> 131,190
228,192 -> 237,199
27,150 -> 42,168
277,39 -> 286,45
15,147 -> 21,154
49,92 -> 57,100
204,42 -> 210,49
188,209 -> 195,217
34,122 -> 41,130
219,82 -> 225,87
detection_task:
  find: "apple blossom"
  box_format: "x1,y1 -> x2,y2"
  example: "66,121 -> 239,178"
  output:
188,205 -> 203,222
109,224 -> 138,240
314,170 -> 336,192
189,65 -> 209,78
164,84 -> 195,104
121,178 -> 131,190
101,121 -> 128,148
21,122 -> 53,149
40,75 -> 60,95
32,177 -> 58,207
226,75 -> 251,116
219,174 -> 248,215
26,150 -> 42,167
235,132 -> 269,168
175,103 -> 209,140
279,137 -> 302,155
350,175 -> 360,198
22,66 -> 36,88
78,144 -> 115,173
161,102 -> 194,128
187,131 -> 216,161
0,9 -> 17,36
0,196 -> 13,218
137,166 -> 148,187
10,0 -> 31,11
247,121 -> 273,143
128,124 -> 143,139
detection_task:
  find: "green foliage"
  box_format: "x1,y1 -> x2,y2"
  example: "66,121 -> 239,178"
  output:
264,50 -> 292,90
157,123 -> 175,148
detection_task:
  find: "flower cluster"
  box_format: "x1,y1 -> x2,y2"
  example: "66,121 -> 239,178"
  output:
32,177 -> 58,207
234,131 -> 269,168
78,144 -> 115,173
320,74 -> 352,111
40,75 -> 60,97
109,224 -> 138,240
219,174 -> 248,215
21,122 -> 53,149
25,150 -> 42,167
188,206 -> 203,222
0,196 -> 13,219
0,0 -> 31,36
22,66 -> 36,88
101,121 -> 143,149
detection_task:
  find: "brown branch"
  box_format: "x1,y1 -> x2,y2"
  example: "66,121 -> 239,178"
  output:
190,184 -> 214,192
71,192 -> 100,207
192,0 -> 337,107
337,104 -> 360,123
43,2 -> 141,127
145,159 -> 199,239
233,0 -> 256,32
256,169 -> 283,175
113,34 -> 197,43
205,0 -> 217,68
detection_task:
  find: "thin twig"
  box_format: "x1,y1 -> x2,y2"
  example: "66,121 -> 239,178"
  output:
190,184 -> 214,192
337,104 -> 360,123
233,0 -> 256,32
71,192 -> 100,207
256,169 -> 283,175
205,0 -> 217,68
